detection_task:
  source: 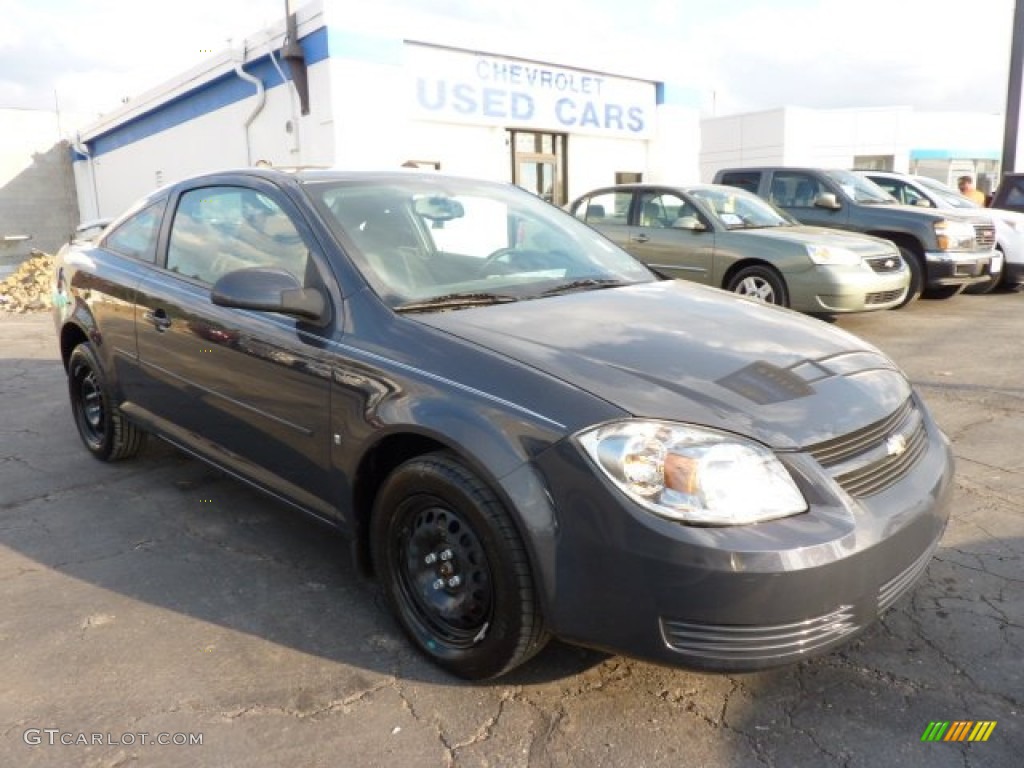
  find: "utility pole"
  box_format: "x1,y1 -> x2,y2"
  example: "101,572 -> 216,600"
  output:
1002,0 -> 1024,175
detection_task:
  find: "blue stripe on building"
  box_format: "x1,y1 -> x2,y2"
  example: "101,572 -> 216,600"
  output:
656,82 -> 701,108
81,26 -> 331,159
910,148 -> 1000,160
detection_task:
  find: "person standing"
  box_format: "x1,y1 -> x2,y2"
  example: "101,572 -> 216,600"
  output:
957,175 -> 986,205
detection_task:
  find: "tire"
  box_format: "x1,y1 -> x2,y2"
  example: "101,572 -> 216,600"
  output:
725,265 -> 789,307
371,453 -> 548,679
964,248 -> 1003,295
922,284 -> 965,300
68,342 -> 145,461
892,247 -> 923,309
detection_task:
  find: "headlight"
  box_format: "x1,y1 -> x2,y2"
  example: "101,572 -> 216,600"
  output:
934,220 -> 975,251
806,244 -> 861,266
576,420 -> 807,526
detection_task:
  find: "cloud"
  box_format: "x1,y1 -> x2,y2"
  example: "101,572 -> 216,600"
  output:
1,0 -> 283,112
2,0 -> 1015,120
692,0 -> 1013,114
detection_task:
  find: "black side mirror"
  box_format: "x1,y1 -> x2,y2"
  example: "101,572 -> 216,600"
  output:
212,267 -> 328,325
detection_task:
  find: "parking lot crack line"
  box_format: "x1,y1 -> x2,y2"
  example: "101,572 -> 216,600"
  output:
395,681 -> 453,764
933,552 -> 1024,585
447,688 -> 515,760
523,700 -> 565,768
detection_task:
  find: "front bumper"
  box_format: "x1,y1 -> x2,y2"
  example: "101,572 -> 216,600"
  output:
531,398 -> 954,672
786,263 -> 909,313
924,250 -> 994,287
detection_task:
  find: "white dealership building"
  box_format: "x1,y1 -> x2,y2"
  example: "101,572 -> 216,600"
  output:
71,0 -> 701,220
68,0 -> 1010,224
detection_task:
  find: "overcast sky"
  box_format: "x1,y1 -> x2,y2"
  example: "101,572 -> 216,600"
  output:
0,0 -> 1017,125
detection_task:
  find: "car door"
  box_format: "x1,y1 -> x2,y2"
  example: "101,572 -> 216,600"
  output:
769,171 -> 851,230
130,178 -> 337,516
625,189 -> 715,284
573,189 -> 633,250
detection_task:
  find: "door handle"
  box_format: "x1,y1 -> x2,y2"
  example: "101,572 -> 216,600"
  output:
143,309 -> 172,332
631,234 -> 650,243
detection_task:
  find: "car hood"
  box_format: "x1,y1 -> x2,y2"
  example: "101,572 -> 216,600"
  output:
737,226 -> 895,255
415,281 -> 911,450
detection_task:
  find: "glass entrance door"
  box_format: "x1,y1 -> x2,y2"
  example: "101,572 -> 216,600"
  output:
516,159 -> 557,203
510,131 -> 567,206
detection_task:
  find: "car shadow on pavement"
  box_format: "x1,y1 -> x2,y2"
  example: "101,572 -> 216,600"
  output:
0,359 -> 606,686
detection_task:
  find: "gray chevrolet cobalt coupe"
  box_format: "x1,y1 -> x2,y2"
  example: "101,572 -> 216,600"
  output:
53,169 -> 953,680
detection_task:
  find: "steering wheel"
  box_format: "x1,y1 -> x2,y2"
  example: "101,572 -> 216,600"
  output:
475,247 -> 527,277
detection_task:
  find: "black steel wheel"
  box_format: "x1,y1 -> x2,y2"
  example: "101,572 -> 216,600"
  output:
68,342 -> 144,461
371,453 -> 548,679
726,265 -> 789,307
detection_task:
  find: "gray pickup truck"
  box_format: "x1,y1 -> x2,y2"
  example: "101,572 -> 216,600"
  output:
713,167 -> 996,304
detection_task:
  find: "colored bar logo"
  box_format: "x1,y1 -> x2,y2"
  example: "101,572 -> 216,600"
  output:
921,721 -> 997,742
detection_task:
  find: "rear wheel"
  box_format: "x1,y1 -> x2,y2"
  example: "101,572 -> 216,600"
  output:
371,453 -> 548,679
68,342 -> 145,461
725,265 -> 789,307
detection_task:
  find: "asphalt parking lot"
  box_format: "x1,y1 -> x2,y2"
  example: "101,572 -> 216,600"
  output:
1,294 -> 1022,767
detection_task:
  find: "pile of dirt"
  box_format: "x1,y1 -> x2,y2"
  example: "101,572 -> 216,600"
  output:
0,251 -> 55,314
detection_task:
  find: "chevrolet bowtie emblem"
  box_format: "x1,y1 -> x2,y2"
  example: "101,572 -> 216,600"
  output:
886,433 -> 908,458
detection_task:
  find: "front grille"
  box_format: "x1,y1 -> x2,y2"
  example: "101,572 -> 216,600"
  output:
865,289 -> 904,305
866,255 -> 903,273
878,541 -> 938,613
806,398 -> 928,497
973,223 -> 996,250
660,606 -> 859,661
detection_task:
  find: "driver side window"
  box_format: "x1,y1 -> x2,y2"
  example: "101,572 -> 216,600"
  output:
773,172 -> 823,208
166,186 -> 309,285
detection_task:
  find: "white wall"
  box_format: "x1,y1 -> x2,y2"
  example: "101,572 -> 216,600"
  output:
568,135 -> 649,199
700,109 -> 788,180
76,58 -> 334,218
700,105 -> 1003,181
647,103 -> 702,185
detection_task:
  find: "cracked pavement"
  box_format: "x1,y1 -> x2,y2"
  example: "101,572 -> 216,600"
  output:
1,295 -> 1022,767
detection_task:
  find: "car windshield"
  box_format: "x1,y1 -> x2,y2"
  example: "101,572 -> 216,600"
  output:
304,176 -> 654,309
688,186 -> 793,230
825,170 -> 894,204
915,176 -> 980,209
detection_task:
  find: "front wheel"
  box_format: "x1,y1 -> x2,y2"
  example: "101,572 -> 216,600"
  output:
892,247 -> 923,309
922,284 -> 965,300
371,453 -> 548,679
964,248 -> 1003,295
725,265 -> 789,307
68,342 -> 145,461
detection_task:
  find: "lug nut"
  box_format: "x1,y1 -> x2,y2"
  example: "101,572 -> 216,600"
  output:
432,578 -> 445,590
447,575 -> 462,588
439,549 -> 453,562
424,553 -> 438,565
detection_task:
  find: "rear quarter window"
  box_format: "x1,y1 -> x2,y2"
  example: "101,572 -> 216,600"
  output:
103,202 -> 163,262
717,172 -> 761,194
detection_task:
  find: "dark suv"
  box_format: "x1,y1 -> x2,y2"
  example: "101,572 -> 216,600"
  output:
990,173 -> 1024,213
714,167 -> 996,304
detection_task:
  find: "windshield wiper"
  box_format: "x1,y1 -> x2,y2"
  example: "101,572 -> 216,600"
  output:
539,278 -> 629,296
395,292 -> 520,313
